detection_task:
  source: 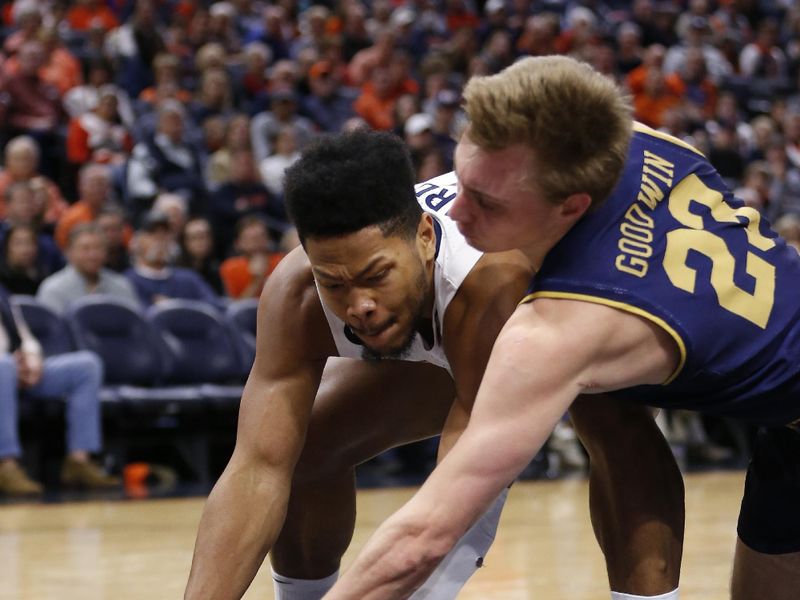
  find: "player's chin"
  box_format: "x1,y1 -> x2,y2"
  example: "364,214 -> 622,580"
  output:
362,327 -> 414,360
458,227 -> 489,252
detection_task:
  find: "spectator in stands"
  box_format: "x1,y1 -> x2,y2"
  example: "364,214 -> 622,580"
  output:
0,136 -> 67,229
739,18 -> 788,81
126,100 -> 206,218
207,2 -> 241,53
444,0 -> 480,35
615,22 -> 645,75
37,223 -> 139,314
783,109 -> 800,170
429,89 -> 462,168
219,215 -> 284,299
0,40 -> 67,181
302,60 -> 357,133
244,5 -> 291,63
104,0 -> 164,97
66,0 -> 119,33
554,6 -> 601,60
238,42 -> 272,116
124,211 -> 219,307
628,61 -> 683,129
774,214 -> 800,253
515,13 -> 560,58
258,126 -> 300,197
63,57 -> 135,128
744,114 -> 779,163
177,216 -> 224,295
152,192 -> 189,240
404,112 -> 435,157
212,148 -> 283,255
187,67 -> 233,128
415,147 -> 448,182
96,206 -> 131,273
735,160 -> 774,215
666,46 -> 718,125
341,2 -> 372,62
250,88 -> 314,164
289,5 -> 329,61
206,113 -> 251,190
0,224 -> 46,295
708,124 -> 744,182
0,182 -> 64,276
34,27 -> 83,96
65,88 -> 133,167
476,0 -> 508,48
0,283 -> 119,495
55,164 -> 123,250
765,140 -> 800,219
137,53 -> 192,112
2,1 -> 41,56
354,65 -> 398,131
663,16 -> 731,85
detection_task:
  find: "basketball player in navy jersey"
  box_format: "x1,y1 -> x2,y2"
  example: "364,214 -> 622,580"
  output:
325,56 -> 800,600
184,130 -> 684,600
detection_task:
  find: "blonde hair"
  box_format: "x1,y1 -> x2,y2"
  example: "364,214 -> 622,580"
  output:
463,55 -> 633,209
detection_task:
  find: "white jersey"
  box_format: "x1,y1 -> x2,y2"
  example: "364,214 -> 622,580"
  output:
317,172 -> 482,375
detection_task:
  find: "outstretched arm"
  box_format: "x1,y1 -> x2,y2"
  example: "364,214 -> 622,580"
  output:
185,251 -> 333,600
324,299 -> 678,599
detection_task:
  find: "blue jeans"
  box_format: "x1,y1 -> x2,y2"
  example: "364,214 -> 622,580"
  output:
0,351 -> 104,458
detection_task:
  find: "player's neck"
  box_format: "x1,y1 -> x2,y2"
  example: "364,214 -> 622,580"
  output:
520,220 -> 579,270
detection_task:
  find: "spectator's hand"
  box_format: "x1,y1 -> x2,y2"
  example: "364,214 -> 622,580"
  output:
15,350 -> 43,388
153,294 -> 171,304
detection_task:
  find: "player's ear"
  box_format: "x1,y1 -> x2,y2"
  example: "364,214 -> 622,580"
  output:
560,192 -> 592,222
416,212 -> 436,261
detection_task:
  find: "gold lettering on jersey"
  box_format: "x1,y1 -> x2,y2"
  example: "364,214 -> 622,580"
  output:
616,152 -> 675,278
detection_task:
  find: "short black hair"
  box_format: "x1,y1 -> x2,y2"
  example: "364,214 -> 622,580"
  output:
284,130 -> 422,244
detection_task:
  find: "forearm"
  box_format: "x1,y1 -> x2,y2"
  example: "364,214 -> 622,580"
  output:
185,461 -> 291,600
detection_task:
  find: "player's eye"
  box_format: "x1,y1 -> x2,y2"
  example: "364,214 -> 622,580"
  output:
368,270 -> 388,283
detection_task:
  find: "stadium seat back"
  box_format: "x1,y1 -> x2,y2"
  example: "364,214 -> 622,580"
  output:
148,300 -> 244,384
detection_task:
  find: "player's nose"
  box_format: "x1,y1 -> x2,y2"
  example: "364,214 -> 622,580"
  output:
449,190 -> 472,224
346,289 -> 377,323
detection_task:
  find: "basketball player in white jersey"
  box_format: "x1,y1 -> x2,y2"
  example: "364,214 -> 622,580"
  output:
184,131 -> 683,600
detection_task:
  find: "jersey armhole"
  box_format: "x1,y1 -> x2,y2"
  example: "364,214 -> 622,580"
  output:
520,290 -> 687,385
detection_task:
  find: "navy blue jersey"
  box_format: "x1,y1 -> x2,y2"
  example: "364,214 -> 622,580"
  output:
526,123 -> 800,426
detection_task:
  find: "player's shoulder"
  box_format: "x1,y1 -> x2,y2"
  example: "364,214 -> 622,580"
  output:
631,121 -> 706,158
447,250 -> 533,322
254,246 -> 337,359
259,246 -> 324,329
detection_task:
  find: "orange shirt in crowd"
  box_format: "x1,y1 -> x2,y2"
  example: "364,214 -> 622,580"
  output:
4,48 -> 83,95
54,200 -> 133,250
220,254 -> 285,299
66,114 -> 133,164
66,5 -> 120,32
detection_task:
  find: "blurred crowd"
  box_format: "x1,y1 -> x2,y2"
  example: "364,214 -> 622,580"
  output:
1,0 -> 799,305
1,0 -> 798,492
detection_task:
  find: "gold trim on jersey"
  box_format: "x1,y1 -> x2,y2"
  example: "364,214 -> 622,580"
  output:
519,290 -> 687,385
633,122 -> 705,157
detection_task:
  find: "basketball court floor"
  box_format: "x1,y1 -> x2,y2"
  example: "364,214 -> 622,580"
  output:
0,471 -> 743,599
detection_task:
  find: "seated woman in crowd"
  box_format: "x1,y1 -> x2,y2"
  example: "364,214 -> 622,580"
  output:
0,223 -> 47,295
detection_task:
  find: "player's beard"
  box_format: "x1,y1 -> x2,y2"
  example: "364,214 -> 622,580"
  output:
361,263 -> 429,362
